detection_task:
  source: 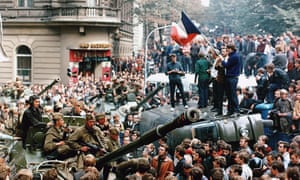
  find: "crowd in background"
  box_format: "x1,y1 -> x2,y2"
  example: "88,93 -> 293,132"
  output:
0,31 -> 299,179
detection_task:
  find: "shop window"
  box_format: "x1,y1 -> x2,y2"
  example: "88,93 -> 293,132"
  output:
16,45 -> 32,85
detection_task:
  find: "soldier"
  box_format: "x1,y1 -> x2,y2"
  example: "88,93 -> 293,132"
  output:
67,113 -> 107,158
113,79 -> 129,106
43,113 -> 73,160
128,83 -> 144,102
95,112 -> 110,136
103,127 -> 122,180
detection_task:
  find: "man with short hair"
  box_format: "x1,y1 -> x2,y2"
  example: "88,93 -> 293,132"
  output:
67,114 -> 107,158
277,141 -> 290,169
151,143 -> 174,180
103,127 -> 122,180
166,53 -> 188,112
95,112 -> 110,136
239,136 -> 253,155
44,113 -> 73,160
217,44 -> 242,117
174,145 -> 186,179
235,151 -> 253,180
265,63 -> 289,103
270,161 -> 285,178
228,164 -> 243,180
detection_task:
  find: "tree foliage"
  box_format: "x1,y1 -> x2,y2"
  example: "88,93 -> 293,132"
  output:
135,0 -> 300,37
203,0 -> 300,36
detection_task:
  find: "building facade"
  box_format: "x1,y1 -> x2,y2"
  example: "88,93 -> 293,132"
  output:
0,0 -> 133,85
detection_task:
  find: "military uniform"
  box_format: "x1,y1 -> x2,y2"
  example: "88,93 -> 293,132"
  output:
44,126 -> 72,159
67,125 -> 106,157
104,136 -> 121,153
113,82 -> 129,105
103,131 -> 122,180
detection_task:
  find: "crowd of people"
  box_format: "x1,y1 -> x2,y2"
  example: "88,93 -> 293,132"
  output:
0,30 -> 299,179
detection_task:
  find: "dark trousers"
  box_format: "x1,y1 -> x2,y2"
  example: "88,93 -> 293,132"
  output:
191,55 -> 198,73
169,78 -> 186,108
225,77 -> 239,114
198,79 -> 209,107
214,80 -> 225,114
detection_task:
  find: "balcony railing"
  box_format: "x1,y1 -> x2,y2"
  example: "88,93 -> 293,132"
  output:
0,7 -> 121,23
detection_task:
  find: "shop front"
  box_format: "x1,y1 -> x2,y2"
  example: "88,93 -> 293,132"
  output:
69,43 -> 112,82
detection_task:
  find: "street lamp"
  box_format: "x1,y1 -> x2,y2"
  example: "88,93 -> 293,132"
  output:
144,25 -> 171,87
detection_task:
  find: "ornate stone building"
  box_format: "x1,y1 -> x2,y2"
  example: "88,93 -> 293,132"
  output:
0,0 -> 133,84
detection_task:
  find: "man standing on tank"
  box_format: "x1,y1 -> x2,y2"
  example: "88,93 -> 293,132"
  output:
166,53 -> 188,112
217,44 -> 242,117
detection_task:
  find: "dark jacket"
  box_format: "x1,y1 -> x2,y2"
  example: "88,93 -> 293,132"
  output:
222,51 -> 241,77
268,68 -> 289,89
272,54 -> 287,70
20,106 -> 43,140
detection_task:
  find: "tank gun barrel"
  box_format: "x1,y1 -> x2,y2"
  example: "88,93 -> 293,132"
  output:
130,83 -> 165,112
97,108 -> 200,168
37,78 -> 60,96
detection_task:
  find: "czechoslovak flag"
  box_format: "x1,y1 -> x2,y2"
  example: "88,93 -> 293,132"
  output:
171,11 -> 201,46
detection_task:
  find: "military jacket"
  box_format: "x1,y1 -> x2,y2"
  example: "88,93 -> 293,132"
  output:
67,125 -> 106,152
44,126 -> 65,152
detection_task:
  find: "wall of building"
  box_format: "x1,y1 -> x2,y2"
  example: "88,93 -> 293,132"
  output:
0,25 -> 112,84
0,26 -> 61,84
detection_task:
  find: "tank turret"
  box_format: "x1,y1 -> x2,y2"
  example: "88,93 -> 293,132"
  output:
96,108 -> 201,168
130,83 -> 165,113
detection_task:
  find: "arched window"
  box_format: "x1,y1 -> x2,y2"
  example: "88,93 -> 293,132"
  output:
16,45 -> 32,85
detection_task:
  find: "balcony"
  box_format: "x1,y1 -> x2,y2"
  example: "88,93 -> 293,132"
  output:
0,7 -> 121,25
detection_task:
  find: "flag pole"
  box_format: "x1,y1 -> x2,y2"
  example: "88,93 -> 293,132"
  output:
144,25 -> 171,89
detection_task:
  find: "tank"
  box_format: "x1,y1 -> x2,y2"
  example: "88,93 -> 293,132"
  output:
96,108 -> 201,168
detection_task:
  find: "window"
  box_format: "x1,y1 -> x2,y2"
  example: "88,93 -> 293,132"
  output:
18,0 -> 25,7
16,45 -> 32,85
18,0 -> 33,7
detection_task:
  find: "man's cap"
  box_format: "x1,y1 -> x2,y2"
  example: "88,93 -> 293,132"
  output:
169,53 -> 176,57
86,113 -> 95,121
95,112 -> 106,120
52,112 -> 64,121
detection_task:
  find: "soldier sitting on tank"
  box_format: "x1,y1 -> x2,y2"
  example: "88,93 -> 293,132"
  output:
102,127 -> 123,180
43,112 -> 74,160
104,82 -> 114,103
67,113 -> 107,158
95,112 -> 110,136
128,83 -> 144,103
113,79 -> 129,107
